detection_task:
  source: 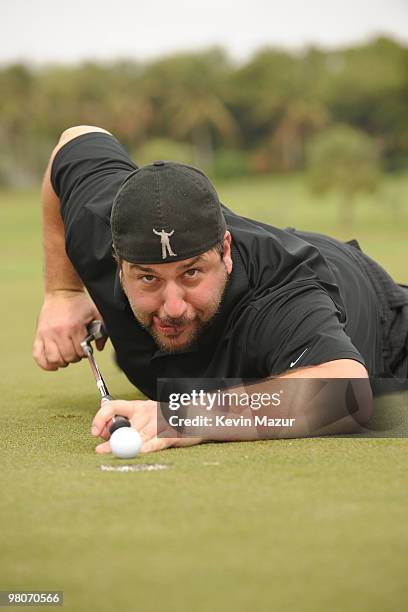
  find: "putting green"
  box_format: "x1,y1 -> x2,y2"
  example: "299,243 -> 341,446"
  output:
1,183 -> 407,612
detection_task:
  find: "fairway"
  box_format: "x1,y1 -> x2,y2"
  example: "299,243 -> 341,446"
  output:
1,177 -> 408,612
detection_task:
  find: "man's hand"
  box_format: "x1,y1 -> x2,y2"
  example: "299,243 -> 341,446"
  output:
32,290 -> 107,371
91,399 -> 202,454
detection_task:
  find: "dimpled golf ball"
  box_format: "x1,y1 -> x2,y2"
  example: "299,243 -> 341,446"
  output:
110,427 -> 142,459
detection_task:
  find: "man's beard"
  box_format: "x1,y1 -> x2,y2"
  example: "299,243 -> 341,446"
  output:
127,265 -> 230,354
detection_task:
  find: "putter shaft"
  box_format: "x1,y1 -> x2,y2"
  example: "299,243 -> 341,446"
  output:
82,343 -> 112,400
82,322 -> 130,432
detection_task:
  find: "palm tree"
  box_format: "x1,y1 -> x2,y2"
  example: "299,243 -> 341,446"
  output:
145,49 -> 238,170
271,99 -> 329,171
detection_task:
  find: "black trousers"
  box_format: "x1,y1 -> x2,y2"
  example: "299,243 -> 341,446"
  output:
346,240 -> 408,392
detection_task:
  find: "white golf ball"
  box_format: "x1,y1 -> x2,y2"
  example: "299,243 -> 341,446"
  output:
110,427 -> 142,459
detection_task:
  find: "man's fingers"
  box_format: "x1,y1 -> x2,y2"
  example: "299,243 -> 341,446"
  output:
140,436 -> 174,454
92,400 -> 135,436
43,339 -> 68,369
95,440 -> 111,454
98,421 -> 113,441
32,338 -> 57,371
33,329 -> 85,369
58,336 -> 83,364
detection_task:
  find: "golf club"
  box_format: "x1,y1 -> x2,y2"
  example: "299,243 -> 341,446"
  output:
81,320 -> 131,434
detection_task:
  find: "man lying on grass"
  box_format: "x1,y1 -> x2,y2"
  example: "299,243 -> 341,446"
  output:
33,126 -> 408,453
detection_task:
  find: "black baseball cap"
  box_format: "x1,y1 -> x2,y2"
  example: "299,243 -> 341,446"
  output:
111,160 -> 227,264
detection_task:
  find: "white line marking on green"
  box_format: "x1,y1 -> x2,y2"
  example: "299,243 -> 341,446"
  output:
101,463 -> 169,472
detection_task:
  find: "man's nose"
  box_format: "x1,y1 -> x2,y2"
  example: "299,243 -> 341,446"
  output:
161,283 -> 187,319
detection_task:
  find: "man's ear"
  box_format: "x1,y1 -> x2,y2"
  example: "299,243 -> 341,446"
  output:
223,231 -> 233,274
120,268 -> 126,293
118,266 -> 125,293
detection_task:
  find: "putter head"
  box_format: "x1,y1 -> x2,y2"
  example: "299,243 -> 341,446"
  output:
86,320 -> 107,342
81,320 -> 107,355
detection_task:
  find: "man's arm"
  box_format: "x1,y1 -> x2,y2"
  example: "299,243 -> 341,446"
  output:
32,126 -> 111,371
262,358 -> 372,435
91,358 -> 373,454
202,358 -> 372,438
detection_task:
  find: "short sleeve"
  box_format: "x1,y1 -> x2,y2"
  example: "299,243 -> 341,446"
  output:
49,132 -> 138,296
245,282 -> 366,376
51,131 -> 137,224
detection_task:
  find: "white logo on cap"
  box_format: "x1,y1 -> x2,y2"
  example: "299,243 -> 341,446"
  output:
153,229 -> 177,260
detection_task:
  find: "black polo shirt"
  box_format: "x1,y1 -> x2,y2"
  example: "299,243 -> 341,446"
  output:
51,132 -> 389,399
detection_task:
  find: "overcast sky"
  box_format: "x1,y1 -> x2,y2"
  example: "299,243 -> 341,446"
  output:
1,0 -> 407,66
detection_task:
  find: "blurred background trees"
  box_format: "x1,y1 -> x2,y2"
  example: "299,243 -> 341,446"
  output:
306,124 -> 382,227
0,35 -> 407,188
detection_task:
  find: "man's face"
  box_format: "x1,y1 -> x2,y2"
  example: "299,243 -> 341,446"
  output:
120,232 -> 233,353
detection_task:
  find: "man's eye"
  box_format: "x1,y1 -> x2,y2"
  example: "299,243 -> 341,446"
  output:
185,269 -> 199,278
141,275 -> 156,283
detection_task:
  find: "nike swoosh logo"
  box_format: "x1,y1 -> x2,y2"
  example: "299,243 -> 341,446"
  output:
290,348 -> 309,368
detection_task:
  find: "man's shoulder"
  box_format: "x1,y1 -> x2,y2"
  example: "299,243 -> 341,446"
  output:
51,130 -> 137,222
54,126 -> 112,156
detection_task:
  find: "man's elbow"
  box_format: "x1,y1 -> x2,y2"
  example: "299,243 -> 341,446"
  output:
314,359 -> 373,431
278,359 -> 373,435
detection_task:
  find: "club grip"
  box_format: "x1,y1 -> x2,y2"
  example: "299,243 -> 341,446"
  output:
101,395 -> 131,434
109,416 -> 131,434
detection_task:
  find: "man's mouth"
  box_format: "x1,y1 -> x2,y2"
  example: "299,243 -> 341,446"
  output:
152,316 -> 186,336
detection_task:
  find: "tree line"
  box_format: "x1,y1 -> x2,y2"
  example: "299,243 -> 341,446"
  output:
0,36 -> 407,186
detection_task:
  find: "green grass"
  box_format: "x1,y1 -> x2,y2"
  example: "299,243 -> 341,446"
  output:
1,176 -> 407,612
217,173 -> 408,282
